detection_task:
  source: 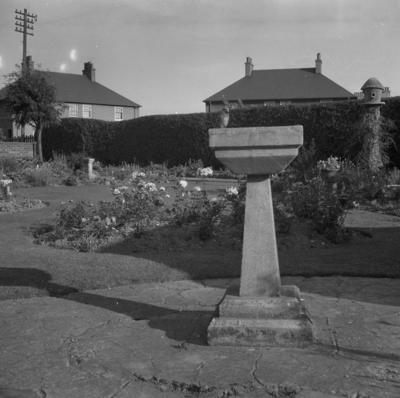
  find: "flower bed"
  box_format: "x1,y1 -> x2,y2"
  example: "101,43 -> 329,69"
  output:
32,158 -> 360,252
0,198 -> 46,213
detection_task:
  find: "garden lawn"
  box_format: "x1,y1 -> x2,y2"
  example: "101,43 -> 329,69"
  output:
0,184 -> 399,300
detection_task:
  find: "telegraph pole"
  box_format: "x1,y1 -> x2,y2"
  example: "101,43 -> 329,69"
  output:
15,8 -> 37,71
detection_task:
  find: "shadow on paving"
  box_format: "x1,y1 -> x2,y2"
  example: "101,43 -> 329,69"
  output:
0,267 -> 213,345
98,223 -> 400,279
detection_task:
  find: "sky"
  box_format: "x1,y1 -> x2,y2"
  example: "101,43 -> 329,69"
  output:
0,0 -> 399,115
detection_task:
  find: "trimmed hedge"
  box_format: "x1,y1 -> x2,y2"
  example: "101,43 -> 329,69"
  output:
43,113 -> 221,167
111,112 -> 221,167
43,97 -> 400,167
229,100 -> 366,161
382,97 -> 400,167
42,118 -> 118,163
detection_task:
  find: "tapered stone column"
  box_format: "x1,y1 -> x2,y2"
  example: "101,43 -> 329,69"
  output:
240,176 -> 280,297
207,126 -> 313,347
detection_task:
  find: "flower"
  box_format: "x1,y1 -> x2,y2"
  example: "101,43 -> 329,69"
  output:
226,186 -> 238,196
317,156 -> 341,171
113,188 -> 121,195
159,186 -> 166,192
132,171 -> 146,179
193,186 -> 202,192
179,180 -> 188,188
144,182 -> 157,191
199,167 -> 213,177
165,194 -> 170,198
0,179 -> 12,187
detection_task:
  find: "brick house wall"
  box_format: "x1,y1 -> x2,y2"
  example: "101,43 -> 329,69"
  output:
61,103 -> 139,121
0,142 -> 35,159
0,102 -> 139,139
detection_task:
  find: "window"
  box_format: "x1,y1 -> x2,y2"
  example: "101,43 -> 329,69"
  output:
114,107 -> 123,121
68,104 -> 78,117
263,101 -> 274,107
82,104 -> 92,118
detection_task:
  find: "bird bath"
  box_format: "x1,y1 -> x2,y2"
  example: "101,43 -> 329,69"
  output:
207,125 -> 313,346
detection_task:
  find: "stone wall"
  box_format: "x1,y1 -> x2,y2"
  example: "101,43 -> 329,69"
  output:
0,142 -> 36,159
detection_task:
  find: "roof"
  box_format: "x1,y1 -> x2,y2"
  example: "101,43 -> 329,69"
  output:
0,72 -> 140,107
204,68 -> 354,103
42,71 -> 140,107
361,77 -> 384,91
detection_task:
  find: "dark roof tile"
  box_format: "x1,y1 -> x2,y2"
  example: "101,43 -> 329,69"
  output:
42,71 -> 140,107
204,68 -> 354,102
1,71 -> 141,108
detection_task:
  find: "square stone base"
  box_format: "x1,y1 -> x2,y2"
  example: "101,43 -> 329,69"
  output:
207,285 -> 313,347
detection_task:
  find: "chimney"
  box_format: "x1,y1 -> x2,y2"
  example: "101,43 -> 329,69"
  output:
315,53 -> 322,74
245,57 -> 253,77
82,62 -> 96,82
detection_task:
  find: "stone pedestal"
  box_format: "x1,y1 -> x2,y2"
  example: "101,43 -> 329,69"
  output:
207,126 -> 313,347
0,179 -> 13,200
87,158 -> 95,180
208,283 -> 313,347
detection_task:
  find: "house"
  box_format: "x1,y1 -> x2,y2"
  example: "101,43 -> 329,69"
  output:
0,57 -> 141,139
203,53 -> 355,112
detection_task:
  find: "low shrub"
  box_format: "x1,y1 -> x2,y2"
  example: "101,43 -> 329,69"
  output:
0,154 -> 91,188
387,167 -> 400,185
35,177 -> 169,251
66,152 -> 88,172
63,175 -> 79,186
22,164 -> 55,186
287,176 -> 352,243
0,157 -> 20,174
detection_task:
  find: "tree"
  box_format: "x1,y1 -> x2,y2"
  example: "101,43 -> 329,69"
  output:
5,67 -> 61,162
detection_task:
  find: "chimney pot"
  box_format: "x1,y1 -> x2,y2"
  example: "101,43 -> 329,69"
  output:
83,62 -> 96,82
245,57 -> 253,77
315,53 -> 322,74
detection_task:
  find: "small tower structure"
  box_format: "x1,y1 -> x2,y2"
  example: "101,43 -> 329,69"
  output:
361,77 -> 385,105
360,77 -> 385,172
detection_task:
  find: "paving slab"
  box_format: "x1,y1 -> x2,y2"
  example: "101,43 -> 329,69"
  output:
1,278 -> 400,397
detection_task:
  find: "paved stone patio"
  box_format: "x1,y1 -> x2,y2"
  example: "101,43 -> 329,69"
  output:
1,277 -> 399,397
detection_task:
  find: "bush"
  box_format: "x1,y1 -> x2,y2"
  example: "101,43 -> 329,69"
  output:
22,164 -> 54,186
229,100 -> 366,161
288,176 -> 351,243
66,152 -> 87,172
43,98 -> 400,169
43,113 -> 221,167
42,118 -> 117,162
382,97 -> 400,167
0,157 -> 20,175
